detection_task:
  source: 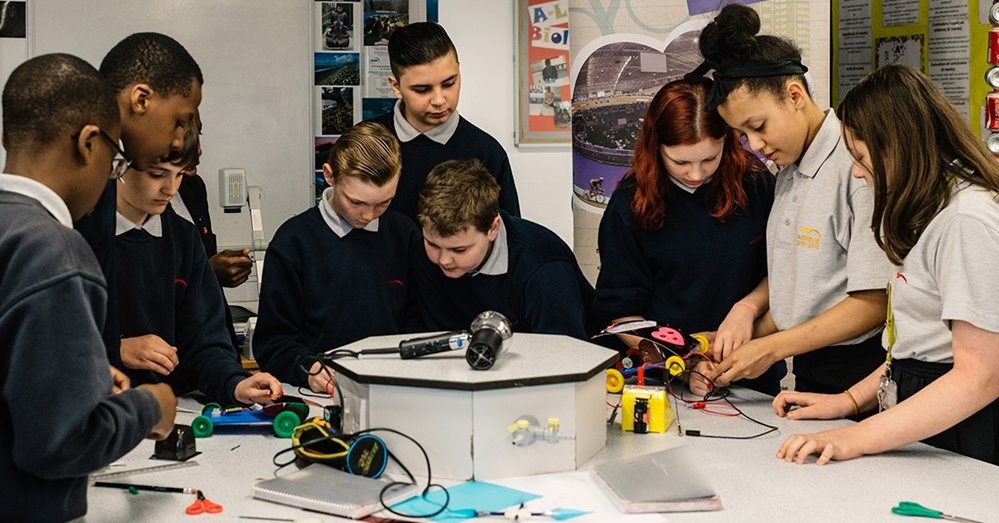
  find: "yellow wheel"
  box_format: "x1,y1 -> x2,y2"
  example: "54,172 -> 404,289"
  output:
605,369 -> 625,393
665,356 -> 685,377
690,334 -> 710,355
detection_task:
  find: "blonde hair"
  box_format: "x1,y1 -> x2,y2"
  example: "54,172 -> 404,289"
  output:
326,122 -> 401,186
417,159 -> 499,236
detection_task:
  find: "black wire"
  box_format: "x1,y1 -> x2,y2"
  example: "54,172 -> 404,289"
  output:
676,369 -> 779,440
298,356 -> 345,412
349,427 -> 451,519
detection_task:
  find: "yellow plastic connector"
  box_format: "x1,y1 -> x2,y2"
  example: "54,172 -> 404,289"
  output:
507,419 -> 531,432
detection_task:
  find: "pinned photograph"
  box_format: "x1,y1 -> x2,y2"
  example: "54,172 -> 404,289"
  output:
531,55 -> 568,87
314,52 -> 360,85
321,3 -> 355,51
318,87 -> 355,136
363,0 -> 408,46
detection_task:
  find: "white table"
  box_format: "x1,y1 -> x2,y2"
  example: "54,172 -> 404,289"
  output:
78,386 -> 997,522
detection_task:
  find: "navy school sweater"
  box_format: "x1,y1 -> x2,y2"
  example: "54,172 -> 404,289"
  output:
416,211 -> 594,339
115,208 -> 250,405
594,173 -> 787,394
73,179 -> 121,363
253,207 -> 424,385
1,192 -> 159,522
593,173 -> 775,334
366,111 -> 521,222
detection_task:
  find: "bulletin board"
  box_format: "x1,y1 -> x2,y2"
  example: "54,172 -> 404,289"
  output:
311,0 -> 433,202
515,0 -> 571,146
832,0 -> 993,136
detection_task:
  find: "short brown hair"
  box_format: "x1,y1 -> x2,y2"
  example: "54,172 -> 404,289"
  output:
417,159 -> 498,236
326,122 -> 401,186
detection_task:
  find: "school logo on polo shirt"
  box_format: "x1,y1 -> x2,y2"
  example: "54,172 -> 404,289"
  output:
795,227 -> 822,250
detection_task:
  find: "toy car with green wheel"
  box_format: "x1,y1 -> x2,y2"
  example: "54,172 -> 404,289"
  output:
191,399 -> 309,438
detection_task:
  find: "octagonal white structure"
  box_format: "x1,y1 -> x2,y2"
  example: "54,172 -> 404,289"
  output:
328,332 -> 617,480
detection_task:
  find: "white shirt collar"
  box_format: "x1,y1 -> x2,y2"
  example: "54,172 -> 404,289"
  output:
470,216 -> 508,276
392,100 -> 460,145
669,176 -> 712,194
115,212 -> 163,237
171,191 -> 194,224
0,173 -> 73,227
318,186 -> 379,238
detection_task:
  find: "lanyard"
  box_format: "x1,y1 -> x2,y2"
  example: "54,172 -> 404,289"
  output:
884,278 -> 895,366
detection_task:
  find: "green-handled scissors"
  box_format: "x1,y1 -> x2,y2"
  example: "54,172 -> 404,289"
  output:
892,501 -> 983,523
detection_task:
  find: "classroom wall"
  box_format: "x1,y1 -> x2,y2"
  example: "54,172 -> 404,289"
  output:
23,0 -> 315,254
0,0 -> 574,249
438,0 -> 574,243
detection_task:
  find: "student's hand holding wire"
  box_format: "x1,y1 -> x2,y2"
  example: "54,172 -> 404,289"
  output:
307,361 -> 336,395
234,372 -> 283,405
139,382 -> 177,440
772,390 -> 854,420
688,360 -> 715,397
707,338 -> 777,387
120,334 -> 180,375
210,249 -> 253,288
777,425 -> 866,465
109,365 -> 130,394
713,303 -> 756,361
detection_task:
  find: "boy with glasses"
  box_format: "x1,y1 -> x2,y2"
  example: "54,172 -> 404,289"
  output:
1,53 -> 177,522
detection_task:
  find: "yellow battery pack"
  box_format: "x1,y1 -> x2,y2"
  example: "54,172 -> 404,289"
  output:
620,386 -> 674,433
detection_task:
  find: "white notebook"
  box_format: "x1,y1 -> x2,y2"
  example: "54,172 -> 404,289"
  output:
252,465 -> 413,519
591,446 -> 722,513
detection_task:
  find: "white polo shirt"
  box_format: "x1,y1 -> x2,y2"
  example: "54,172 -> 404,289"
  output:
889,181 -> 999,362
767,109 -> 890,343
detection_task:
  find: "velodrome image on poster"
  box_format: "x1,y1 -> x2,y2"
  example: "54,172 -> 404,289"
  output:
567,0 -> 825,282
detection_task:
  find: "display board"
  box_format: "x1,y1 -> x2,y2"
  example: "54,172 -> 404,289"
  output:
832,0 -> 993,136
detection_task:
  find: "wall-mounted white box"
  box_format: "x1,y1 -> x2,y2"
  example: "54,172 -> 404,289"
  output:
329,333 -> 617,480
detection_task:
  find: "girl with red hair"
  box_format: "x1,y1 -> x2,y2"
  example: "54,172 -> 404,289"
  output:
593,78 -> 785,396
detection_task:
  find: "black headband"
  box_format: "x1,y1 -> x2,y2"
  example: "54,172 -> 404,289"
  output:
684,58 -> 809,109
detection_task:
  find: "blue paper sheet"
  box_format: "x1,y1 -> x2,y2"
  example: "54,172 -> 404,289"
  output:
390,481 -> 541,522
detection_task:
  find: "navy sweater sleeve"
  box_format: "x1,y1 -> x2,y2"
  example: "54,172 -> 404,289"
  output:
520,259 -> 591,338
2,197 -> 159,522
170,217 -> 250,405
73,179 -> 122,364
593,186 -> 654,327
253,238 -> 317,385
493,154 -> 521,218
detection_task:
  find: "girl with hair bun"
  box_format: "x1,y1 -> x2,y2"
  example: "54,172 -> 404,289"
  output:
690,4 -> 890,396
